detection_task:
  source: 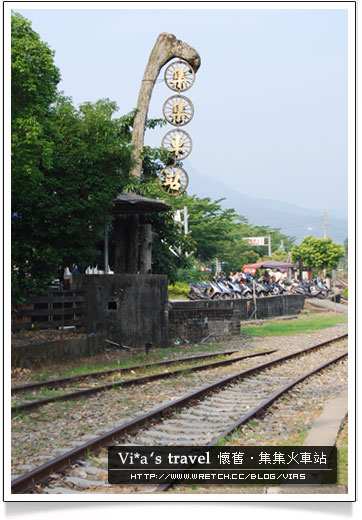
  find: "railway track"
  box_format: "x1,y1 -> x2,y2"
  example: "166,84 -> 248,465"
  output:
11,333 -> 347,494
11,349 -> 276,413
11,348 -> 242,394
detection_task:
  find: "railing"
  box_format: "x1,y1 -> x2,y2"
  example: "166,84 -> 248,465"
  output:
12,291 -> 84,331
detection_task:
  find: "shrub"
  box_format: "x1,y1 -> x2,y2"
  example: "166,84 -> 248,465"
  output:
168,282 -> 190,298
174,267 -> 211,283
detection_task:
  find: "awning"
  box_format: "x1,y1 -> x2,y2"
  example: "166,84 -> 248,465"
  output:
112,192 -> 172,215
259,260 -> 295,269
242,262 -> 263,272
243,260 -> 294,273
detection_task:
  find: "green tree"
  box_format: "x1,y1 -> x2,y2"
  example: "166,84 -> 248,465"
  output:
36,97 -> 138,269
159,194 -> 240,262
11,13 -> 171,301
339,238 -> 348,271
12,12 -> 61,300
12,90 -> 170,300
223,222 -> 294,271
11,12 -> 60,190
12,94 -> 134,300
262,249 -> 289,262
154,197 -> 258,277
291,235 -> 345,272
154,193 -> 295,274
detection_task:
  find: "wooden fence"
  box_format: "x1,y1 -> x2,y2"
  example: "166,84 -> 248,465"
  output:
12,291 -> 84,331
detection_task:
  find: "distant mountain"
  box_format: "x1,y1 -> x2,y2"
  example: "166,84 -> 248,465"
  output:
185,165 -> 347,245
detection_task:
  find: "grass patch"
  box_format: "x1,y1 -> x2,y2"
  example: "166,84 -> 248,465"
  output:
241,314 -> 347,337
25,342 -> 244,383
168,292 -> 188,300
336,423 -> 348,485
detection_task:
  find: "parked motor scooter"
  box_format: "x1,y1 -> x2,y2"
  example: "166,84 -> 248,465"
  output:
312,277 -> 330,299
253,279 -> 269,297
187,282 -> 211,300
238,279 -> 253,298
215,276 -> 235,299
275,280 -> 289,295
225,279 -> 243,298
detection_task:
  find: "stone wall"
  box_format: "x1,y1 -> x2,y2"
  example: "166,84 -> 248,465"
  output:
72,274 -> 169,348
168,300 -> 240,344
168,295 -> 305,345
11,292 -> 305,366
12,333 -> 105,368
233,294 -> 305,320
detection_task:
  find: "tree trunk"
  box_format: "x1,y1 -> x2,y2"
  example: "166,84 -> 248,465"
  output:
130,33 -> 200,178
114,215 -> 140,274
126,215 -> 140,274
114,215 -> 128,273
139,222 -> 153,274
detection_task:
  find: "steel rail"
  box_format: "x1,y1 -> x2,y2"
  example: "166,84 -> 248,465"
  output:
11,350 -> 277,414
11,333 -> 347,494
155,350 -> 347,492
11,349 -> 241,394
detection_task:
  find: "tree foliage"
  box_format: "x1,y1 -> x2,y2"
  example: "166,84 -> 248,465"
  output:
11,13 -> 168,301
339,238 -> 348,271
290,235 -> 345,271
155,193 -> 295,274
12,12 -> 61,300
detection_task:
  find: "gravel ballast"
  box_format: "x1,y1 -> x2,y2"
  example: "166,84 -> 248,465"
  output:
11,320 -> 348,494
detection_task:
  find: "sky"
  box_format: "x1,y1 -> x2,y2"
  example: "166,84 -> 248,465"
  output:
13,3 -> 349,220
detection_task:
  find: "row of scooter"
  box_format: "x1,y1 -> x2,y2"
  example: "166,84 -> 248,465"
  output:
187,275 -> 333,300
289,277 -> 333,299
187,275 -> 289,300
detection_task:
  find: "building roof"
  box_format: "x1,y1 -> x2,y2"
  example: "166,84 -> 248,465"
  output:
243,260 -> 295,273
112,192 -> 172,215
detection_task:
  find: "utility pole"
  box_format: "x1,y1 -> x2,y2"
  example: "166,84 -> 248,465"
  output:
172,207 -> 190,257
323,212 -> 327,278
268,235 -> 272,256
183,206 -> 189,235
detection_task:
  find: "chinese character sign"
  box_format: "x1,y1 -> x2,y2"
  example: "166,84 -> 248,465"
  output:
243,237 -> 266,246
158,59 -> 197,197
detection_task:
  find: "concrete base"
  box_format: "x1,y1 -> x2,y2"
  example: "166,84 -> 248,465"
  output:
72,274 -> 169,348
305,298 -> 348,314
265,388 -> 348,495
303,389 -> 348,446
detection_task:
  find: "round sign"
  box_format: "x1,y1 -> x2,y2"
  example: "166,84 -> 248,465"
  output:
157,165 -> 189,197
164,60 -> 195,92
161,129 -> 192,160
162,95 -> 194,127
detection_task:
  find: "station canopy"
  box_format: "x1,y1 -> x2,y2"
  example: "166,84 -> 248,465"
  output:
112,192 -> 172,215
243,260 -> 295,274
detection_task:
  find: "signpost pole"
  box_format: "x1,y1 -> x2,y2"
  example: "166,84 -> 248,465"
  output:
104,225 -> 109,274
253,280 -> 257,319
298,259 -> 303,282
332,269 -> 337,313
